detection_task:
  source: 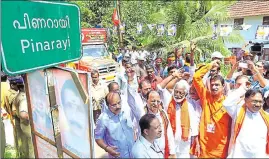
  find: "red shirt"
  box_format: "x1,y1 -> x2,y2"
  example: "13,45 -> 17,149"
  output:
140,75 -> 163,91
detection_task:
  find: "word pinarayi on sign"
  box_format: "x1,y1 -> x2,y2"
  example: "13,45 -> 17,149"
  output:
1,1 -> 82,75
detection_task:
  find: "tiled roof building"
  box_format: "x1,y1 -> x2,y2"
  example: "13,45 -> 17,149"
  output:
228,1 -> 269,18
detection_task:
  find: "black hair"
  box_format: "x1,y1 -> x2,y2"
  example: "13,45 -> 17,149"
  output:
245,89 -> 262,99
108,82 -> 119,92
167,64 -> 179,73
1,72 -> 7,82
210,74 -> 225,85
125,61 -> 132,66
145,64 -> 154,70
139,114 -> 157,135
91,70 -> 99,76
61,79 -> 85,113
263,61 -> 269,70
139,80 -> 151,89
185,53 -> 191,63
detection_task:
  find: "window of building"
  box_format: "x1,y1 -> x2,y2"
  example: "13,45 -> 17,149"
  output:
234,18 -> 244,26
263,16 -> 269,25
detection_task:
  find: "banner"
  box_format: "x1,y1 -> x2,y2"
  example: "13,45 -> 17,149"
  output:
27,68 -> 94,158
137,23 -> 142,34
167,24 -> 176,36
113,26 -> 117,35
255,25 -> 269,40
157,24 -> 165,36
220,24 -> 233,37
212,24 -> 218,40
147,24 -> 156,31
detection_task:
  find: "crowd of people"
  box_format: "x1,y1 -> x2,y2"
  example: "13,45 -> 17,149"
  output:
2,42 -> 269,158
92,43 -> 269,158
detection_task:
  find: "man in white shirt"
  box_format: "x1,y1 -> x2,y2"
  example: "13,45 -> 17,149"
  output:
187,84 -> 202,152
129,90 -> 176,158
223,85 -> 269,158
90,70 -> 108,124
132,114 -> 163,158
165,80 -> 199,158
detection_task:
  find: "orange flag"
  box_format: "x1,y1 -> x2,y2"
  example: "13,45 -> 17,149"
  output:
112,8 -> 120,26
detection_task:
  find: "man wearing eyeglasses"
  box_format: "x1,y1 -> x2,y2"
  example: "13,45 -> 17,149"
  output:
95,92 -> 135,158
132,114 -> 163,158
223,85 -> 269,158
143,91 -> 176,158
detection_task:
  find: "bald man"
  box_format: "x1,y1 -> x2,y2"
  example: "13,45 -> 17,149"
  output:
95,92 -> 135,158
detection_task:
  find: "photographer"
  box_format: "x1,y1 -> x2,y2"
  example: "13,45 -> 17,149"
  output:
263,61 -> 269,80
227,60 -> 268,90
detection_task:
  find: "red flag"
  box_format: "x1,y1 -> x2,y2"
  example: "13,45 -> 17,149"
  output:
112,8 -> 120,26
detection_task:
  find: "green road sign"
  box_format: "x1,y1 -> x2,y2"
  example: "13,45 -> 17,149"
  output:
1,1 -> 82,75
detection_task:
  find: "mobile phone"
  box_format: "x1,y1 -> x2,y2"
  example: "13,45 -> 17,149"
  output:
239,62 -> 248,69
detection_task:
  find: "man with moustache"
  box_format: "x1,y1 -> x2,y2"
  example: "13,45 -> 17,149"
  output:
191,60 -> 231,158
61,79 -> 90,158
142,91 -> 176,158
154,57 -> 164,78
140,64 -> 163,91
91,70 -> 108,124
132,114 -> 163,158
95,92 -> 135,158
166,80 -> 198,158
139,80 -> 152,106
223,87 -> 269,158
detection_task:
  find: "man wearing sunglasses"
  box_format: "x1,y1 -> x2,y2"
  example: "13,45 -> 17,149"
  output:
95,92 -> 135,158
223,84 -> 269,158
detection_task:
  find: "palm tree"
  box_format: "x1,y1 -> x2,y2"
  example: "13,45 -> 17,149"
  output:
136,1 -> 244,64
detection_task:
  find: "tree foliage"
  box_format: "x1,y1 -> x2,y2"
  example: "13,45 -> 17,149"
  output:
70,0 -> 242,61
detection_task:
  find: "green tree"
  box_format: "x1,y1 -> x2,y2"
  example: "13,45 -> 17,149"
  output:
71,0 -> 243,61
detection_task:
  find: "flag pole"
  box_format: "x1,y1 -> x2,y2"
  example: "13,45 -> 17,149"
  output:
116,0 -> 124,49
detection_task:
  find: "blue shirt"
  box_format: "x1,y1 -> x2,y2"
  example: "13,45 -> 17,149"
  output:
95,108 -> 134,158
132,136 -> 163,158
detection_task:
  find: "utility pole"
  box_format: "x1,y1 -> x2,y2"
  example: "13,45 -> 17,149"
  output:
116,0 -> 124,49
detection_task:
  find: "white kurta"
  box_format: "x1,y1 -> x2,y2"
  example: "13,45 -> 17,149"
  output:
223,87 -> 269,158
174,100 -> 198,158
127,86 -> 176,155
151,110 -> 176,156
157,84 -> 200,158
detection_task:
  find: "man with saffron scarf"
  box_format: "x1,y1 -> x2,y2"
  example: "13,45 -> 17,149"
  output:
223,85 -> 269,158
157,71 -> 200,158
166,80 -> 198,158
131,90 -> 176,158
191,60 -> 231,158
